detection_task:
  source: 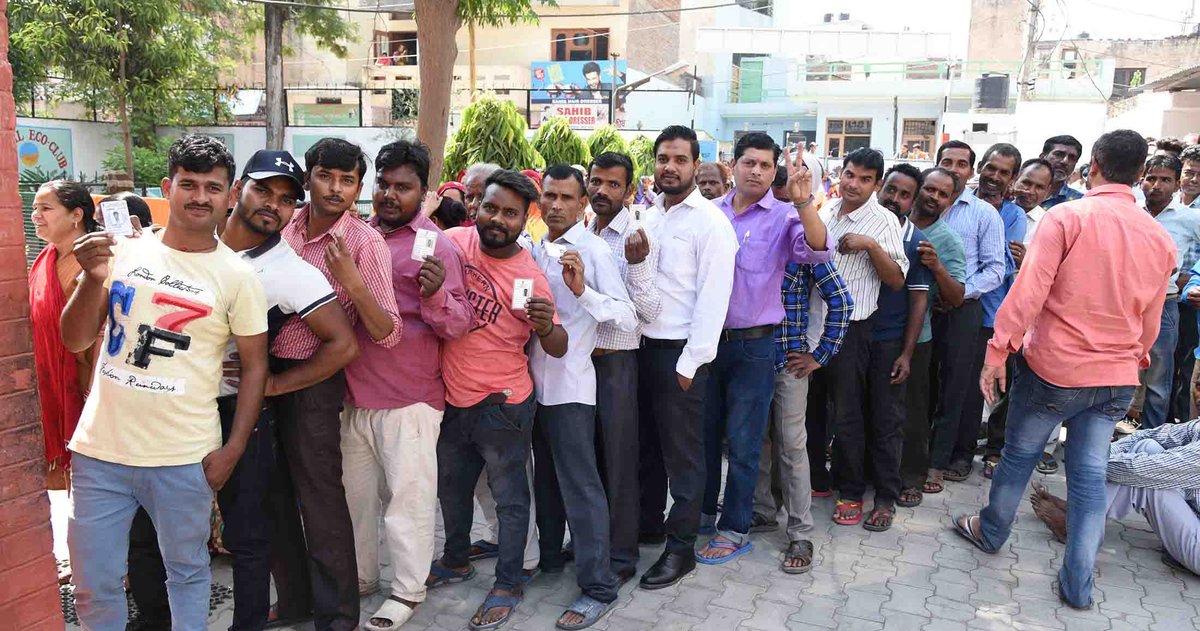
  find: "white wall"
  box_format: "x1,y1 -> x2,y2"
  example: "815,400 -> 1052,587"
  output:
17,117 -> 119,179
814,98 -> 945,158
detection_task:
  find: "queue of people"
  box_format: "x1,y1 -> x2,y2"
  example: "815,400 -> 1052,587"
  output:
25,126 -> 1200,631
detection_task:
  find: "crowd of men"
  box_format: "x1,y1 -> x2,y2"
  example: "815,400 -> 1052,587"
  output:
54,124 -> 1200,631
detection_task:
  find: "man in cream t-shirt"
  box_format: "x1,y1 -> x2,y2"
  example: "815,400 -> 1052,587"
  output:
61,135 -> 268,631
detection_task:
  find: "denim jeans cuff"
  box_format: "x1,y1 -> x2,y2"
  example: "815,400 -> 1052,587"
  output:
716,529 -> 747,545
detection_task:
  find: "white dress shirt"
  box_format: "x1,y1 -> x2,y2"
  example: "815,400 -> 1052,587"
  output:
529,221 -> 637,406
590,206 -> 663,350
1023,205 -> 1046,248
819,196 -> 908,321
641,186 -> 739,379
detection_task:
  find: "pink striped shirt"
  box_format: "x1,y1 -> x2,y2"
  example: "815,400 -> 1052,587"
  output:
272,206 -> 403,359
986,185 -> 1176,387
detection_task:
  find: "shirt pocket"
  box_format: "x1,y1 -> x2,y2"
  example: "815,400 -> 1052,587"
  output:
735,237 -> 772,273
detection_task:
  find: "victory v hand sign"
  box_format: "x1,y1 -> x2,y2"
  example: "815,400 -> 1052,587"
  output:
782,145 -> 814,205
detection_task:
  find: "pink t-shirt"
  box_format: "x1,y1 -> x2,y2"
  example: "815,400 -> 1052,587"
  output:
442,227 -> 557,407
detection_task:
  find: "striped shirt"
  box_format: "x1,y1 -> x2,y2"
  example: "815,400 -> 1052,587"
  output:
273,205 -> 403,360
590,207 -> 663,351
818,197 -> 908,321
941,190 -> 1006,300
1145,201 -> 1200,296
1108,420 -> 1200,513
775,261 -> 853,370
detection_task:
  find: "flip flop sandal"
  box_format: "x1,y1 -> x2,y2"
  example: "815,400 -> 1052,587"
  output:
833,499 -> 863,525
781,540 -> 814,575
1036,454 -> 1059,474
983,459 -> 998,479
862,506 -> 895,532
469,539 -> 500,561
695,535 -> 753,565
426,561 -> 477,588
952,514 -> 993,554
811,489 -> 833,498
469,591 -> 523,631
897,487 -> 923,508
749,512 -> 780,533
943,462 -> 972,482
364,596 -> 416,631
923,470 -> 944,494
555,594 -> 614,630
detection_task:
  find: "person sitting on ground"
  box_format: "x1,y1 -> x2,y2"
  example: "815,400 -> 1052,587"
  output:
1031,419 -> 1200,576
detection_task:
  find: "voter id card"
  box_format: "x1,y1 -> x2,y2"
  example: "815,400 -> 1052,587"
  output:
543,242 -> 566,259
100,199 -> 133,237
412,228 -> 437,261
512,278 -> 534,310
629,204 -> 647,230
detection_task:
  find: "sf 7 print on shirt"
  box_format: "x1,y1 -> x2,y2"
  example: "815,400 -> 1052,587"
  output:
106,281 -> 213,370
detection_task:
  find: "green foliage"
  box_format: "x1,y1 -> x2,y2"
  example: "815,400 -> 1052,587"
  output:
457,0 -> 558,26
531,117 -> 591,167
587,125 -> 628,160
442,94 -> 544,182
628,135 -> 655,178
102,136 -> 172,185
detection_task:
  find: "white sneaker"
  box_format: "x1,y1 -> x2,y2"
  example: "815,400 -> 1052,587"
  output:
1114,418 -> 1139,435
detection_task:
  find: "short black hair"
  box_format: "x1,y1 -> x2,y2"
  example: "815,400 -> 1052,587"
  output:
543,163 -> 588,197
919,166 -> 960,191
375,140 -> 431,190
485,169 -> 540,212
733,132 -> 781,163
41,180 -> 99,233
884,163 -> 922,187
772,166 -> 789,188
168,134 -> 236,184
304,137 -> 368,180
1019,158 -> 1054,178
1145,154 -> 1183,181
432,197 -> 467,228
1156,137 -> 1186,156
843,147 -> 885,181
935,140 -> 976,168
654,125 -> 700,161
1181,145 -> 1200,165
1041,135 -> 1083,158
589,151 -> 635,187
1091,130 -> 1149,186
582,61 -> 602,76
980,143 -> 1022,170
98,191 -> 152,228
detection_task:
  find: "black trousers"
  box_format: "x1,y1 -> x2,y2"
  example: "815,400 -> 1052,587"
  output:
856,338 -> 908,505
827,320 -> 874,501
637,344 -> 709,553
930,300 -> 984,470
805,365 -> 834,493
959,326 -> 995,465
268,365 -> 359,631
899,341 -> 934,489
1171,302 -> 1198,422
126,396 -> 276,631
593,350 -> 640,577
984,353 -> 1019,459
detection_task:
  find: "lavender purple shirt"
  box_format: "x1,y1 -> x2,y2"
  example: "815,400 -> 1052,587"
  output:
717,189 -> 834,329
343,214 -> 475,411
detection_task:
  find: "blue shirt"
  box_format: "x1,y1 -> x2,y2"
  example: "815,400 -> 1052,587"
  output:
1185,260 -> 1200,359
1042,182 -> 1084,209
941,190 -> 1006,300
774,261 -> 853,370
873,221 -> 932,342
1149,202 -> 1200,296
980,200 -> 1029,327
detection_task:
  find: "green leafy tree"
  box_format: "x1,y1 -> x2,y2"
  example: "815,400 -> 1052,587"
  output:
442,93 -> 544,182
587,125 -> 629,160
102,136 -> 172,187
628,134 -> 655,178
532,117 -> 591,167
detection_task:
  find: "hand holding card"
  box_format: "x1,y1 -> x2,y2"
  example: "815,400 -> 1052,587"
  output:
412,228 -> 437,261
100,200 -> 133,237
512,278 -> 534,310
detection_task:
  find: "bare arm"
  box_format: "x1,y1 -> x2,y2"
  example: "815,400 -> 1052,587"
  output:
267,302 -> 359,396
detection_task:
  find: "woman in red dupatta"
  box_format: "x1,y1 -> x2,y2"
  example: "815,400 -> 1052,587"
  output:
28,180 -> 99,489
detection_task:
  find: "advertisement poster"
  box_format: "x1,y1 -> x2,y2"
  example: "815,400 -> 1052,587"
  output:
16,125 -> 73,180
531,60 -> 627,130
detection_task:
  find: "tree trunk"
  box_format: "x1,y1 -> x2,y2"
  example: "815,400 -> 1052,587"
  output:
117,47 -> 134,180
468,22 -> 477,101
415,0 -> 462,182
264,3 -> 285,150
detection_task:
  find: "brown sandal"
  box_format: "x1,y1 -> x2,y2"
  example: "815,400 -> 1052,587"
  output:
897,487 -> 923,507
781,540 -> 814,574
863,506 -> 895,532
923,469 -> 944,494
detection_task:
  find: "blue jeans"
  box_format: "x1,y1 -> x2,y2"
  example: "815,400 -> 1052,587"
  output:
532,403 -> 618,603
69,452 -> 214,631
978,357 -> 1133,609
702,335 -> 777,536
1141,298 -> 1179,429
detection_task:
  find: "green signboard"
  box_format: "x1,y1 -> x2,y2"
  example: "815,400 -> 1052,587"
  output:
293,103 -> 359,127
16,125 -> 73,180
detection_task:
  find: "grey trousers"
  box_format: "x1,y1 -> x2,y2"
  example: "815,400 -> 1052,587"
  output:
1105,439 -> 1200,574
754,371 -> 813,542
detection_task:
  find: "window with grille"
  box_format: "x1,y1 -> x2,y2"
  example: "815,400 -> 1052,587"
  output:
551,29 -> 610,62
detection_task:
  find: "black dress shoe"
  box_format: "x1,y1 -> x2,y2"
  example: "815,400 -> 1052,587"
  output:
639,549 -> 696,590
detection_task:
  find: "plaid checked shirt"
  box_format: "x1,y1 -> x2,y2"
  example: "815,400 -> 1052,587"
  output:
774,261 -> 853,372
1041,183 -> 1084,210
1108,420 -> 1200,514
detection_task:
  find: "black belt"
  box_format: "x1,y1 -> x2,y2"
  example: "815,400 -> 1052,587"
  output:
641,337 -> 687,349
720,324 -> 774,342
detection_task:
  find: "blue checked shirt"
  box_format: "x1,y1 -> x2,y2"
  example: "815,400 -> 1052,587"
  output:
1041,182 -> 1084,210
774,261 -> 854,372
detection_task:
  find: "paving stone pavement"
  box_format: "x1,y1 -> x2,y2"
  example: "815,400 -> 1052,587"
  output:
60,460 -> 1200,630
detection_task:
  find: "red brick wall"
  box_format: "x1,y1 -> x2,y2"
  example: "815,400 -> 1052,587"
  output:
0,0 -> 65,627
